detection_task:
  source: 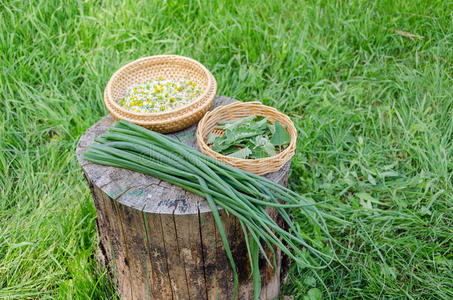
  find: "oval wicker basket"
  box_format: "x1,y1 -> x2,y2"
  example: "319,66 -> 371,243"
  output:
196,101 -> 297,175
104,55 -> 217,133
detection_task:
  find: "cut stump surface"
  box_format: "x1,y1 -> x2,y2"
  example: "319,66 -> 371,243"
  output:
77,96 -> 291,300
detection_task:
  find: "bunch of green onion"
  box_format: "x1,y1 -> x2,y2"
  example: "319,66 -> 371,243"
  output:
83,120 -> 335,300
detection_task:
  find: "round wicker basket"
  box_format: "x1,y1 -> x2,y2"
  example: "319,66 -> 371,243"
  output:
196,101 -> 297,175
104,55 -> 217,133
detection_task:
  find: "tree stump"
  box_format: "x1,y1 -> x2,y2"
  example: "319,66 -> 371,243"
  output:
76,96 -> 291,300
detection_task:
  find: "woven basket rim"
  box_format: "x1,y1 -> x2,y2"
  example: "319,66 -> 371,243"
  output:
105,55 -> 215,117
196,101 -> 297,174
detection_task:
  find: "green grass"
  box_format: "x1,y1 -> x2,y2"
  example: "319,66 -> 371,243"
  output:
1,0 -> 452,299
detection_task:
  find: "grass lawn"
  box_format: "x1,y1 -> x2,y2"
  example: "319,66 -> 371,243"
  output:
1,0 -> 452,298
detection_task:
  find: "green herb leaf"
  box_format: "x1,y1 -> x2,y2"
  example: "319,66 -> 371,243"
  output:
219,115 -> 256,130
250,147 -> 268,158
254,135 -> 276,157
212,139 -> 234,152
254,135 -> 270,147
261,143 -> 276,157
225,127 -> 261,144
207,133 -> 218,144
211,116 -> 289,159
227,147 -> 252,159
270,120 -> 290,146
255,116 -> 269,130
222,145 -> 240,155
267,123 -> 275,135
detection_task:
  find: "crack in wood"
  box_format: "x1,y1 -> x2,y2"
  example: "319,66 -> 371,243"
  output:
213,207 -> 219,297
91,177 -> 119,291
172,201 -> 191,300
112,196 -> 134,300
99,178 -> 117,190
141,204 -> 156,300
110,182 -> 160,204
159,214 -> 175,300
197,205 -> 209,300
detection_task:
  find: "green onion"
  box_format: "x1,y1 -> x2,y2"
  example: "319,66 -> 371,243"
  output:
83,120 -> 337,300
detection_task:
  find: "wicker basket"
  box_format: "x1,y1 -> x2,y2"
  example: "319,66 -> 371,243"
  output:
104,55 -> 217,133
196,101 -> 297,175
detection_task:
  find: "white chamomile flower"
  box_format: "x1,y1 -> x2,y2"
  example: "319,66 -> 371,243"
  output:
119,78 -> 202,113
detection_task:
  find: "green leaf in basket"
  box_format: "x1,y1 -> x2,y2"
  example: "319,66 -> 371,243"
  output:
254,135 -> 269,147
267,123 -> 275,135
207,133 -> 218,144
225,127 -> 262,144
227,147 -> 252,159
219,115 -> 256,130
262,143 -> 276,157
210,114 -> 289,159
250,147 -> 268,158
212,138 -> 233,152
255,116 -> 270,130
254,135 -> 276,157
222,146 -> 240,155
270,120 -> 290,147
